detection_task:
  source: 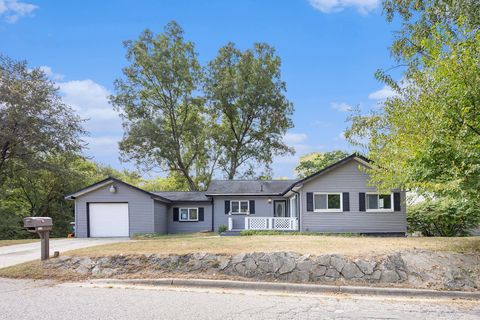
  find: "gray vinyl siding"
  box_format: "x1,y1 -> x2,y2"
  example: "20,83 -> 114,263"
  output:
299,159 -> 407,234
74,182 -> 155,238
168,202 -> 213,233
212,196 -> 286,231
153,200 -> 168,234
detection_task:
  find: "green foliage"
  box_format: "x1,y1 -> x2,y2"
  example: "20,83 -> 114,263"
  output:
294,151 -> 350,178
345,2 -> 480,202
112,22 -> 294,187
140,172 -> 190,192
110,22 -> 212,191
0,55 -> 85,185
408,198 -> 480,237
205,42 -> 294,179
217,224 -> 228,234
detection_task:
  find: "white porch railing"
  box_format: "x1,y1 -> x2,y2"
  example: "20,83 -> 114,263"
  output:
245,217 -> 298,231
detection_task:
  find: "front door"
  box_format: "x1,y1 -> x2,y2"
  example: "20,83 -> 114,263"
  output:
274,200 -> 288,217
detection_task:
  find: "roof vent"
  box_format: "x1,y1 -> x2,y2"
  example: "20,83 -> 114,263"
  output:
260,184 -> 264,192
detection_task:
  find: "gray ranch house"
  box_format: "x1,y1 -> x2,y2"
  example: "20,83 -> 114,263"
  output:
65,154 -> 407,237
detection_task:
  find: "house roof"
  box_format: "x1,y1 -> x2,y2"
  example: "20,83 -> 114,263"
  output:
283,153 -> 371,194
65,154 -> 372,202
152,191 -> 211,202
64,177 -> 172,203
206,179 -> 298,196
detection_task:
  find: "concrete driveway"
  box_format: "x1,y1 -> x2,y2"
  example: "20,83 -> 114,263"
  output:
0,238 -> 128,269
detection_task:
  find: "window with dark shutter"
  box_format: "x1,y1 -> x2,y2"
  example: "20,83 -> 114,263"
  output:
249,200 -> 255,214
359,193 -> 366,212
173,207 -> 179,221
199,207 -> 204,221
394,192 -> 401,211
342,192 -> 350,212
306,192 -> 313,212
224,200 -> 230,214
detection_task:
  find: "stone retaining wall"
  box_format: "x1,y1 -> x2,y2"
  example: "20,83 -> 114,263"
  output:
46,250 -> 479,291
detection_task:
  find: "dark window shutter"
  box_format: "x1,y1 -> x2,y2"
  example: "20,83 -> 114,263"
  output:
173,208 -> 179,221
359,193 -> 366,212
199,207 -> 204,221
394,192 -> 401,211
224,200 -> 230,214
342,192 -> 350,212
249,200 -> 255,214
306,192 -> 313,212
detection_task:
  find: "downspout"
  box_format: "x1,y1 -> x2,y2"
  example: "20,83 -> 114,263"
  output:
211,197 -> 215,232
292,190 -> 301,231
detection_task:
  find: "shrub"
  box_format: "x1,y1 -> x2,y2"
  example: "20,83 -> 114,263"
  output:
218,224 -> 228,233
407,197 -> 480,236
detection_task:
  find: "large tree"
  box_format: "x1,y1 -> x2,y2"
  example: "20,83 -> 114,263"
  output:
345,0 -> 480,200
110,22 -> 215,191
205,42 -> 294,179
295,151 -> 349,178
0,55 -> 84,184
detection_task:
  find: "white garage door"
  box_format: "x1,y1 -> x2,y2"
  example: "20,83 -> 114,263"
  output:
89,203 -> 129,237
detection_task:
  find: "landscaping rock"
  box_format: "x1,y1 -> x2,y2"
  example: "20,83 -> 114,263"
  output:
44,249 -> 480,291
355,260 -> 375,275
330,255 -> 347,273
341,262 -> 364,279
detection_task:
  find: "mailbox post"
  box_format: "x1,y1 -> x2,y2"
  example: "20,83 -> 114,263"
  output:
23,217 -> 53,260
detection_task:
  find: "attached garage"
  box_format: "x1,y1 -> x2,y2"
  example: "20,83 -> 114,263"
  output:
88,203 -> 129,237
65,177 -> 171,238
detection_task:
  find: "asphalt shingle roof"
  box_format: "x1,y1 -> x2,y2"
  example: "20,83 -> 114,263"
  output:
206,180 -> 298,195
152,191 -> 210,202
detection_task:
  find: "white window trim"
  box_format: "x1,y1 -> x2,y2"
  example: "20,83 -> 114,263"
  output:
313,192 -> 343,213
230,200 -> 250,215
366,193 -> 394,212
179,207 -> 199,221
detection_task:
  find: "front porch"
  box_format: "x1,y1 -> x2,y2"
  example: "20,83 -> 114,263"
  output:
228,216 -> 299,231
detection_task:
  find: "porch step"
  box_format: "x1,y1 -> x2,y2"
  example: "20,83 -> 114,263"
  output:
220,230 -> 242,236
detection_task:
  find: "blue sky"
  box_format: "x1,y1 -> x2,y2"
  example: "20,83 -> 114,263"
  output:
1,0 -> 400,178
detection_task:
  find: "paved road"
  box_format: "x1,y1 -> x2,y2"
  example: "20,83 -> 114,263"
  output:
0,278 -> 478,320
0,238 -> 127,268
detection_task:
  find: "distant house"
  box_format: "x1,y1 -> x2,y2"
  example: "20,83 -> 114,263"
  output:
65,154 -> 406,237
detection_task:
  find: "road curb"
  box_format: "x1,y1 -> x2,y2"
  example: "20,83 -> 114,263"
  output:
88,278 -> 480,300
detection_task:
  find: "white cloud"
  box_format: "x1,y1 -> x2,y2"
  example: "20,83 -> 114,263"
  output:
311,120 -> 331,128
283,132 -> 308,144
39,66 -> 64,80
331,102 -> 353,112
58,79 -> 121,132
308,0 -> 380,14
55,76 -> 124,166
0,0 -> 38,23
276,132 -> 324,167
83,136 -> 121,157
368,85 -> 396,100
